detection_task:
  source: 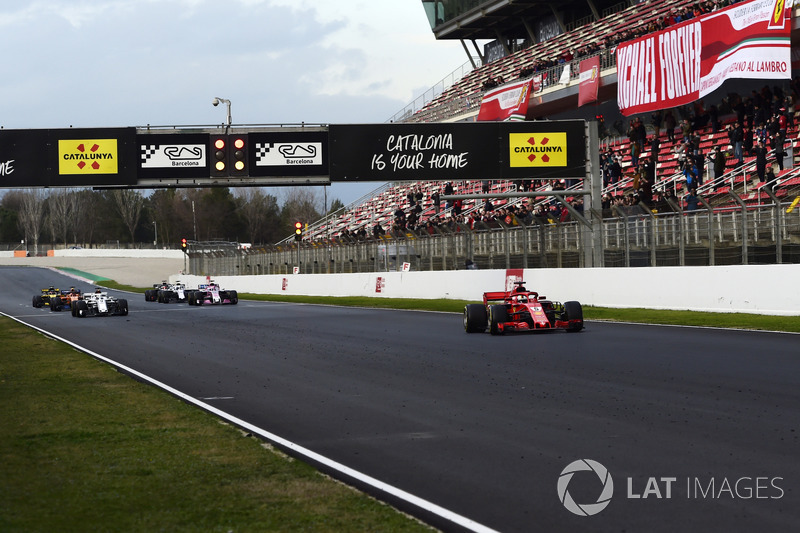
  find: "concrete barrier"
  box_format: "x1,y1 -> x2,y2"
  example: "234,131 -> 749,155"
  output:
170,264 -> 800,316
0,249 -> 183,259
53,249 -> 184,259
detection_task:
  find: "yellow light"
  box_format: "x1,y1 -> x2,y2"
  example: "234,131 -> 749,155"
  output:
234,161 -> 245,171
215,161 -> 226,171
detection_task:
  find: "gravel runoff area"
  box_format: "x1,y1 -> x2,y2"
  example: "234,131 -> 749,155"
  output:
0,256 -> 185,288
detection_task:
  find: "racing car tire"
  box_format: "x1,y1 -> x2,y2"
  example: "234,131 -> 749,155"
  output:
33,295 -> 44,308
50,299 -> 60,312
118,299 -> 129,316
564,301 -> 584,332
489,304 -> 509,336
229,290 -> 238,305
464,304 -> 487,333
74,300 -> 88,318
144,290 -> 153,301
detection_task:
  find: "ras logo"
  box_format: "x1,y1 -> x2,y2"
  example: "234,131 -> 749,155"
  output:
557,459 -> 614,516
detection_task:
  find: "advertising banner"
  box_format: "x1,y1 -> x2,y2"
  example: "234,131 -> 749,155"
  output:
248,130 -> 328,177
138,133 -> 208,180
0,129 -> 50,187
578,55 -> 601,107
477,78 -> 533,121
616,0 -> 792,116
50,128 -> 137,186
329,121 -> 586,181
0,127 -> 136,188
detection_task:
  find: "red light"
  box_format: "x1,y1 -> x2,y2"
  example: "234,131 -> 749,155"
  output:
214,138 -> 225,150
233,138 -> 245,149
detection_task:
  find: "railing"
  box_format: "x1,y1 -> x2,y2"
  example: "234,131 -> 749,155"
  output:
386,60 -> 481,124
402,48 -> 618,123
186,200 -> 800,276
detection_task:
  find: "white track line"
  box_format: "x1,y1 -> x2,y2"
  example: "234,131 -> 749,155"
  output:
1,311 -> 501,533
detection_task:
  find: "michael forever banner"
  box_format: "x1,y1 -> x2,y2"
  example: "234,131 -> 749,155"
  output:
616,0 -> 792,116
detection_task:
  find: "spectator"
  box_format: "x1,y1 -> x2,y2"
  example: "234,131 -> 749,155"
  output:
431,190 -> 441,214
627,119 -> 641,152
608,155 -> 622,186
754,140 -> 768,182
709,104 -> 720,132
730,121 -> 744,167
685,188 -> 699,212
765,165 -> 777,187
708,145 -> 727,185
651,109 -> 663,138
664,110 -> 677,142
650,135 -> 661,164
639,175 -> 653,206
636,119 -> 647,152
642,155 -> 656,186
630,141 -> 641,170
755,121 -> 768,145
674,142 -> 688,171
684,159 -> 699,190
770,133 -> 786,171
681,119 -> 693,143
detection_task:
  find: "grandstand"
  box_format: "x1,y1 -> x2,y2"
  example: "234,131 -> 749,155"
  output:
270,0 -> 800,270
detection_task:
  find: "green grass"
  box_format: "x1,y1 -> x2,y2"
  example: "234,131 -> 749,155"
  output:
101,280 -> 800,333
0,317 -> 432,533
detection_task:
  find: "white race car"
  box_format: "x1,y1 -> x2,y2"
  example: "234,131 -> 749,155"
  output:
72,291 -> 129,318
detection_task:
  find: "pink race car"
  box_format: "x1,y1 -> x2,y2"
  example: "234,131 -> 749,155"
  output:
188,282 -> 238,306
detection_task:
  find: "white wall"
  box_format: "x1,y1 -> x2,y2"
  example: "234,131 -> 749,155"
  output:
53,249 -> 184,259
171,264 -> 800,316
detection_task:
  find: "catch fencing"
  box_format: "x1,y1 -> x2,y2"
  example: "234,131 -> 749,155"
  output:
186,200 -> 800,277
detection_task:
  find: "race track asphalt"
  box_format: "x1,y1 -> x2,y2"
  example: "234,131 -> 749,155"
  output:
2,265 -> 799,533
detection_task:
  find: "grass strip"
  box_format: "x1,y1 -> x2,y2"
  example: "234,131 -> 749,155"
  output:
0,317 -> 432,533
55,267 -> 111,282
100,280 -> 800,333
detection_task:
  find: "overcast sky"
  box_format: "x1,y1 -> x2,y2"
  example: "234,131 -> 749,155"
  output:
0,0 -> 469,205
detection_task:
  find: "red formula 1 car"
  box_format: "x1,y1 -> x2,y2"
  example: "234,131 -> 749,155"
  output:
464,281 -> 583,334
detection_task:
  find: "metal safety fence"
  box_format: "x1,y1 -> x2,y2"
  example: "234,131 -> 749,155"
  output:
186,201 -> 800,277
